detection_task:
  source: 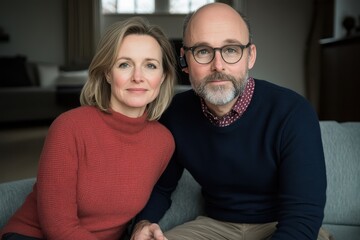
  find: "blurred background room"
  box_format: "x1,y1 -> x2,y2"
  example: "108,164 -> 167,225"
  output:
0,0 -> 359,183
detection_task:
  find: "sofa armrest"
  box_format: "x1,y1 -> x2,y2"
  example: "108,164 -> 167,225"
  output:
0,178 -> 36,229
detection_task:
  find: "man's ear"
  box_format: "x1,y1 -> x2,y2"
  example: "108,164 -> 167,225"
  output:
180,47 -> 189,73
248,44 -> 257,70
179,56 -> 187,68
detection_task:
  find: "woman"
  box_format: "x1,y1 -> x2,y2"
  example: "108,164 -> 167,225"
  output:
1,16 -> 177,240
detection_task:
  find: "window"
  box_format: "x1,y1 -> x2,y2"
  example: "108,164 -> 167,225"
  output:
102,0 -> 154,14
102,0 -> 215,14
169,0 -> 215,13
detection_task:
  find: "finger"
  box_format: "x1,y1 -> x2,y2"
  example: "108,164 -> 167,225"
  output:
148,224 -> 165,240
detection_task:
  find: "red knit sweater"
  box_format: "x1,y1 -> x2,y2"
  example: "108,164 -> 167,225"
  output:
1,106 -> 175,240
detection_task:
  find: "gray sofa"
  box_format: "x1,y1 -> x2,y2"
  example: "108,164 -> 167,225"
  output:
1,121 -> 359,239
0,58 -> 67,124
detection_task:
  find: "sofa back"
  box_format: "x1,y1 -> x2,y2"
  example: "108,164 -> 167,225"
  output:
320,121 -> 360,238
0,178 -> 35,228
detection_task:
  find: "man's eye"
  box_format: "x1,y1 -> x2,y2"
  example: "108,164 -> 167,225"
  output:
224,46 -> 240,54
195,47 -> 211,56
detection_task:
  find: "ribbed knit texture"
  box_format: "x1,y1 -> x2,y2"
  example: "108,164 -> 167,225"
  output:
138,79 -> 327,240
1,106 -> 175,240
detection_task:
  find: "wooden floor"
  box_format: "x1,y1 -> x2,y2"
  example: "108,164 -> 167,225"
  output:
0,124 -> 49,183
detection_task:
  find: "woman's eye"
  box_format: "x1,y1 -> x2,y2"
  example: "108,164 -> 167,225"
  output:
146,63 -> 157,69
118,62 -> 130,68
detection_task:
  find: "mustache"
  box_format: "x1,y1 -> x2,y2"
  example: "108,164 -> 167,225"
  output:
203,72 -> 237,83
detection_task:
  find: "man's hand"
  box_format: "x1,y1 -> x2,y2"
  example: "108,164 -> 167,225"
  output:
131,220 -> 168,240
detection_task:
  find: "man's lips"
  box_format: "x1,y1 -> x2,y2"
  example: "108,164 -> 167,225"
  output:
207,80 -> 229,84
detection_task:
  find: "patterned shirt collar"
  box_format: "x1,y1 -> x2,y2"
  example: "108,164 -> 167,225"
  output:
200,77 -> 255,127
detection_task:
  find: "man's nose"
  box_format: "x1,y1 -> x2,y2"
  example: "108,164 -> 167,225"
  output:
211,50 -> 225,71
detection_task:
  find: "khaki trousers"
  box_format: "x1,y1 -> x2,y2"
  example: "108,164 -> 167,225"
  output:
164,216 -> 334,240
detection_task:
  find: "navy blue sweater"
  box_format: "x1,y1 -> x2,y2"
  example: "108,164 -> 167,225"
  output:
139,79 -> 326,239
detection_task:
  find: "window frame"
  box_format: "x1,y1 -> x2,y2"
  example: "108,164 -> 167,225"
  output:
101,0 -> 216,15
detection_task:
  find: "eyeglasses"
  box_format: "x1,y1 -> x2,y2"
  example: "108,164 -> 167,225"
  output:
183,43 -> 251,64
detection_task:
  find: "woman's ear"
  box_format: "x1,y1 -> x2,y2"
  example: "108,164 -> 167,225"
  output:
161,74 -> 165,84
105,72 -> 112,84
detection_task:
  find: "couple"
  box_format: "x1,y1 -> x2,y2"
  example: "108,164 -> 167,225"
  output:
1,3 -> 331,240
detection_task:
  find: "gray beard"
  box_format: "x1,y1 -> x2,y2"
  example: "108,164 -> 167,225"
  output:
191,71 -> 249,106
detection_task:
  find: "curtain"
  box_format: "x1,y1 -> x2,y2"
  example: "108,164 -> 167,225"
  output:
65,0 -> 101,70
305,0 -> 334,113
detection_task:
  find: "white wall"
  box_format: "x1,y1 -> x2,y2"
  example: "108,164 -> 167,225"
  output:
0,0 -> 65,65
246,0 -> 313,96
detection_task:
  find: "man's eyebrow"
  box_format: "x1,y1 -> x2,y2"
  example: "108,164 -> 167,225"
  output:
223,39 -> 244,44
190,39 -> 244,47
188,41 -> 211,47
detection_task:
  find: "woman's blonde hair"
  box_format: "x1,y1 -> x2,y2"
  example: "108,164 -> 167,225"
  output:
80,17 -> 177,121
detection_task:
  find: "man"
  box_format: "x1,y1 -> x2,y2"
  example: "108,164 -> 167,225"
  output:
131,3 -> 330,240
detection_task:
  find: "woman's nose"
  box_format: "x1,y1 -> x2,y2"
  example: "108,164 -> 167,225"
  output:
132,67 -> 144,82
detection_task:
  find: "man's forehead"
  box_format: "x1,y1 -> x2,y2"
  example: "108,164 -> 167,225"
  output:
186,17 -> 249,46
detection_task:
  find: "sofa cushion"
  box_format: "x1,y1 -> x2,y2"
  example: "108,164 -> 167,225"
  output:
320,121 -> 360,239
320,121 -> 360,226
0,56 -> 33,87
37,63 -> 59,88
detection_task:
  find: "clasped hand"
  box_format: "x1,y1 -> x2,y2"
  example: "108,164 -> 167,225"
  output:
131,220 -> 168,240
